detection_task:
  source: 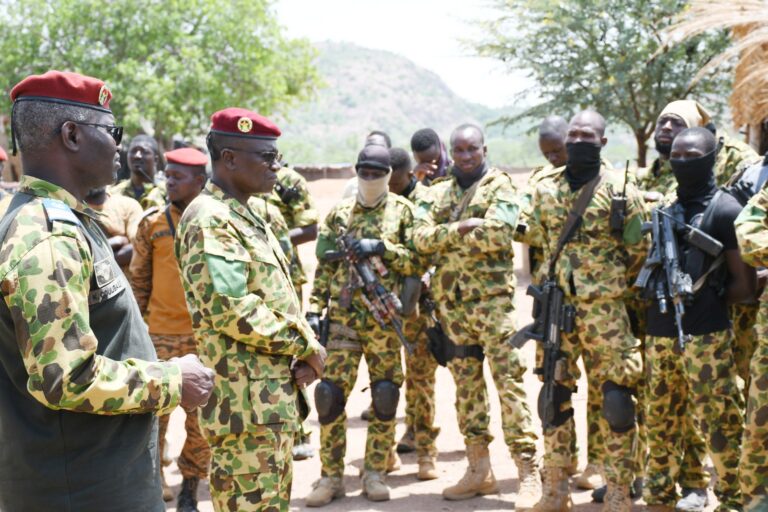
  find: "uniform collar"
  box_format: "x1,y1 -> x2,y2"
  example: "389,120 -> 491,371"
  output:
205,181 -> 261,225
19,175 -> 101,220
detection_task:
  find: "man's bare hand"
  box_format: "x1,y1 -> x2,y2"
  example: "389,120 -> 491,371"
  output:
292,361 -> 317,387
301,346 -> 327,381
457,218 -> 484,236
413,162 -> 438,182
174,354 -> 215,410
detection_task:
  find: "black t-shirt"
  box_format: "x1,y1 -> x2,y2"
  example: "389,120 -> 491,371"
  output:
646,192 -> 742,338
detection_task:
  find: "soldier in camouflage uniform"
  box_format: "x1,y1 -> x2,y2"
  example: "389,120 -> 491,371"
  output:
734,182 -> 768,512
519,116 -> 605,489
641,128 -> 750,512
0,70 -> 213,511
304,145 -> 423,506
412,124 -> 542,509
110,134 -> 167,210
522,111 -> 646,512
388,147 -> 440,479
129,147 -> 211,511
176,108 -> 325,512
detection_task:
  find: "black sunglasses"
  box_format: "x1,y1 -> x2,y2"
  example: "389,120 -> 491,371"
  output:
224,147 -> 282,165
73,122 -> 124,145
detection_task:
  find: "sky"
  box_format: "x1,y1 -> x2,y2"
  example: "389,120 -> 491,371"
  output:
274,0 -> 529,109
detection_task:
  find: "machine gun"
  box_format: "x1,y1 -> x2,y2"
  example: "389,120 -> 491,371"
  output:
634,205 -> 723,352
511,280 -> 576,429
323,233 -> 414,355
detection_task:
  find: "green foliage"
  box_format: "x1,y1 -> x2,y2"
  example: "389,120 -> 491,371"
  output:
476,0 -> 732,166
0,0 -> 318,144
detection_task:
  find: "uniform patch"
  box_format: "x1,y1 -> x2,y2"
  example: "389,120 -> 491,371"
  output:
93,258 -> 116,287
205,253 -> 247,298
42,198 -> 80,225
237,117 -> 253,133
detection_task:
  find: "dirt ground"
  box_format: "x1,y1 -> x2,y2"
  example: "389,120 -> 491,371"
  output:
163,174 -> 719,511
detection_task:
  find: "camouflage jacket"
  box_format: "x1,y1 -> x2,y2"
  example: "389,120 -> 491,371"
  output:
412,168 -> 520,303
735,185 -> 768,269
522,166 -> 648,301
0,176 -> 182,414
308,193 -> 424,319
176,181 -> 320,436
249,196 -> 304,289
110,179 -> 167,210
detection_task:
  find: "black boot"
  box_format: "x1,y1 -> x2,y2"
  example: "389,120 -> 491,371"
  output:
177,477 -> 199,512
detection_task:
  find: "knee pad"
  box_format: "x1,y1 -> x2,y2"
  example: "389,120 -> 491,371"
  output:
537,382 -> 574,429
601,381 -> 636,433
314,379 -> 346,425
371,379 -> 400,421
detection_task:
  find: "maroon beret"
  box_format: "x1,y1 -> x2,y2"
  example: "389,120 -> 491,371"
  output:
209,107 -> 281,139
10,70 -> 112,112
165,147 -> 208,167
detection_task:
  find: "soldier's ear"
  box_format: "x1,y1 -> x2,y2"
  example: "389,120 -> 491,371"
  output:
59,121 -> 81,152
220,148 -> 237,170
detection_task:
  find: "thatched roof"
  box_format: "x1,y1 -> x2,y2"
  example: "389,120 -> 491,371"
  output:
664,0 -> 768,127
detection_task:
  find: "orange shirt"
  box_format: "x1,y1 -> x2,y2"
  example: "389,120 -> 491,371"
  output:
129,204 -> 193,335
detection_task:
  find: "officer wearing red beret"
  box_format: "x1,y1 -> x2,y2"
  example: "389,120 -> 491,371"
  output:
129,146 -> 210,511
175,108 -> 326,511
0,70 -> 214,511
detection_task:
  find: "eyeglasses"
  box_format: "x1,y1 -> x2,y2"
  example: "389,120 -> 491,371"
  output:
74,122 -> 124,145
224,148 -> 282,165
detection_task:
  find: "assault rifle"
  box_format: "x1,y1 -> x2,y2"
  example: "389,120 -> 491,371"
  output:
323,233 -> 414,355
634,205 -> 723,352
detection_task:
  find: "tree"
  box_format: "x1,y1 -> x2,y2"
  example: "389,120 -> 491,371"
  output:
475,0 -> 732,166
0,0 -> 319,146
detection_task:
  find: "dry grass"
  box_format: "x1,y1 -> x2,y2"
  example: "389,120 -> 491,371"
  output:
663,0 -> 768,127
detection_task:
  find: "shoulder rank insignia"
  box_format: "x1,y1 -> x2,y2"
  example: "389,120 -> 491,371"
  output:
42,198 -> 80,225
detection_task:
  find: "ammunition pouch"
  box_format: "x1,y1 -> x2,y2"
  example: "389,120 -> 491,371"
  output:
426,322 -> 484,367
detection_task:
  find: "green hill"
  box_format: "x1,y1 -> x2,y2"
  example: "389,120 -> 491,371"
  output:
276,41 -> 637,168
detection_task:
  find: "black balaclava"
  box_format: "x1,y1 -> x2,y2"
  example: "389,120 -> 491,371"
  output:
565,142 -> 602,191
670,149 -> 717,206
452,161 -> 487,189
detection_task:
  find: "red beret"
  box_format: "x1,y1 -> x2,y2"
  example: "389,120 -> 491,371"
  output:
165,147 -> 208,167
0,146 -> 7,161
210,107 -> 281,139
10,70 -> 112,112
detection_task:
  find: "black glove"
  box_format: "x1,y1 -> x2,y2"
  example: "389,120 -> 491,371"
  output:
306,313 -> 321,337
275,182 -> 301,205
350,238 -> 385,259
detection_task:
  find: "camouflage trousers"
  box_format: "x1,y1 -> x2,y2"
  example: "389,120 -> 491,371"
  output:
644,331 -> 744,511
439,293 -> 537,454
731,302 -> 759,388
741,301 -> 768,512
152,333 -> 211,479
209,427 -> 293,512
628,301 -> 710,491
542,299 -> 642,486
319,317 -> 404,477
402,312 -> 439,457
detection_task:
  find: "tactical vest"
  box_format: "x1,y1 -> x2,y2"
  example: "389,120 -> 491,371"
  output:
678,193 -> 728,295
0,193 -> 165,511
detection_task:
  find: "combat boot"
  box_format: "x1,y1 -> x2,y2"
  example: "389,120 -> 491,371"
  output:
442,443 -> 498,500
417,455 -> 438,480
176,477 -> 199,512
160,470 -> 173,502
602,482 -> 631,512
362,471 -> 390,502
531,466 -> 572,512
306,476 -> 345,507
575,463 -> 603,490
397,427 -> 416,453
675,488 -> 708,512
514,453 -> 542,511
